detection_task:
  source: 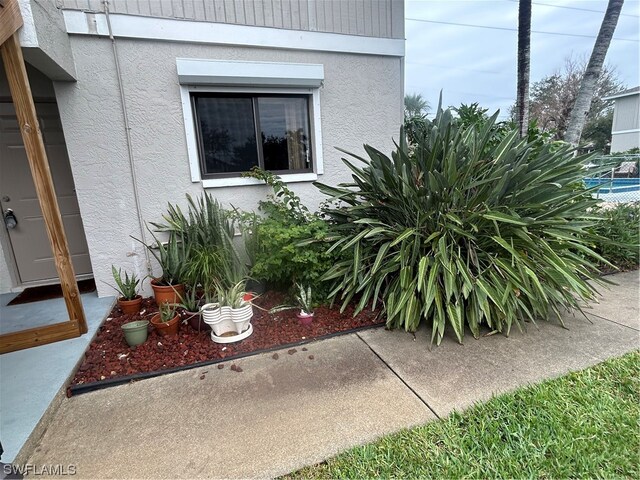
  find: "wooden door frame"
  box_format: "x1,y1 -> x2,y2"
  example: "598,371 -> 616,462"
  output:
0,0 -> 88,354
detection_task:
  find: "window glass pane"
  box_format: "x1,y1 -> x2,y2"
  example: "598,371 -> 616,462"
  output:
258,97 -> 311,171
195,96 -> 258,174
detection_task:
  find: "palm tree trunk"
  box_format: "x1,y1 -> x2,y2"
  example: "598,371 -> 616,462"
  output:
516,0 -> 531,139
564,0 -> 624,147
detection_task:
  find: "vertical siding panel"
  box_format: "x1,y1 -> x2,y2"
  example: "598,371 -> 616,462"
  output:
87,0 -> 102,11
191,0 -> 206,20
322,0 -> 333,32
289,0 -> 301,29
223,0 -> 236,23
212,0 -> 225,21
347,0 -> 357,35
134,0 -> 151,16
262,0 -> 274,27
159,0 -> 174,17
339,0 -> 349,34
234,0 -> 247,24
371,0 -> 381,36
171,0 -> 185,18
391,0 -> 404,38
254,0 -> 266,26
272,0 -> 284,28
243,0 -> 256,25
299,0 -> 309,30
148,0 -> 163,16
182,0 -> 195,19
280,0 -> 293,29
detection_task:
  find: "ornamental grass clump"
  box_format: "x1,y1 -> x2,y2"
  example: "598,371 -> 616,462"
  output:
317,107 -> 610,344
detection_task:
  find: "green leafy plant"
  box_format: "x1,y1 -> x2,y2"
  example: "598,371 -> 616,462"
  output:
317,106 -> 610,345
158,302 -> 178,323
270,283 -> 314,315
107,265 -> 140,300
134,228 -> 190,286
243,167 -> 337,299
214,280 -> 248,308
153,193 -> 245,288
590,203 -> 640,270
172,285 -> 201,313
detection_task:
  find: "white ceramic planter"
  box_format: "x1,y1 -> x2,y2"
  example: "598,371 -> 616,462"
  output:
202,302 -> 253,338
231,303 -> 253,334
210,323 -> 254,344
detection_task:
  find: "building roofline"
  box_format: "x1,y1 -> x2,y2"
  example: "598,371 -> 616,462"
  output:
603,86 -> 640,101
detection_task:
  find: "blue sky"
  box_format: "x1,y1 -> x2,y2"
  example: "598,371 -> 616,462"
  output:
405,0 -> 640,119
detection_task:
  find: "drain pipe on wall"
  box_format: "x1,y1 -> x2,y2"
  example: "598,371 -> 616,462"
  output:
103,0 -> 153,278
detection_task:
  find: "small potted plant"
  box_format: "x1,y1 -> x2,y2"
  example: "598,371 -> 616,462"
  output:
270,283 -> 315,325
151,302 -> 180,336
121,319 -> 149,347
134,229 -> 189,306
106,265 -> 142,315
202,281 -> 254,342
176,286 -> 210,332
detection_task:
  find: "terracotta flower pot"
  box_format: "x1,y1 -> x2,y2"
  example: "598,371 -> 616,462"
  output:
118,295 -> 142,315
150,279 -> 184,306
151,312 -> 180,336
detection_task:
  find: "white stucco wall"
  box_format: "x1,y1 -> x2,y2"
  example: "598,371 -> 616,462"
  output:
53,37 -> 403,297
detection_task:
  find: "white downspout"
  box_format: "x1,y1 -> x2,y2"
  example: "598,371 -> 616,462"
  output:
103,0 -> 153,278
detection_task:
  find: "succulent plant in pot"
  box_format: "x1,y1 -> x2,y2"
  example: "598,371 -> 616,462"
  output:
105,265 -> 142,315
270,283 -> 315,325
175,285 -> 210,332
151,302 -> 181,336
202,280 -> 254,342
133,228 -> 189,306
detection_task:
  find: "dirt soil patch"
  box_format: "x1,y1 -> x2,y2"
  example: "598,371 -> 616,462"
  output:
71,291 -> 383,390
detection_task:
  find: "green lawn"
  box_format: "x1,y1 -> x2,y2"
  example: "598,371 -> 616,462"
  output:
288,351 -> 640,479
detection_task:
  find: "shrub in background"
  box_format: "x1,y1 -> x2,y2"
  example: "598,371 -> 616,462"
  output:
590,203 -> 639,270
317,107 -> 609,344
243,168 -> 336,298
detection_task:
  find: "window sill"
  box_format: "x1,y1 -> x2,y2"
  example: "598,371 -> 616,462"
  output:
201,172 -> 318,188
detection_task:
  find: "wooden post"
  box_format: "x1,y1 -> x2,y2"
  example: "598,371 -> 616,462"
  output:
0,33 -> 88,334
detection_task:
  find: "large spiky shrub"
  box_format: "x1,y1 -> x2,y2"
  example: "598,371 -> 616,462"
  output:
316,108 -> 610,344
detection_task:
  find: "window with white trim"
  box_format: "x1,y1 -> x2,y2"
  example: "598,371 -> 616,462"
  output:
177,58 -> 324,187
192,93 -> 313,179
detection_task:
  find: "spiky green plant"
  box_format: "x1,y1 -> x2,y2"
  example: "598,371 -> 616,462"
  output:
316,107 -> 611,345
108,265 -> 140,300
152,193 -> 245,288
269,283 -> 314,315
133,228 -> 190,286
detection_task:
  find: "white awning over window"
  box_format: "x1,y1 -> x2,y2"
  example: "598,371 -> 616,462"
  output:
176,59 -> 324,88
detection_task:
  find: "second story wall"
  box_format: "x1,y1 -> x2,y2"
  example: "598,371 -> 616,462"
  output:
57,0 -> 404,39
612,94 -> 640,132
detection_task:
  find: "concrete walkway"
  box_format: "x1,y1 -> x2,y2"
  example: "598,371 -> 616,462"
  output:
26,271 -> 639,478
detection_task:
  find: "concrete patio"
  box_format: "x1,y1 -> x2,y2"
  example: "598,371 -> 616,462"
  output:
20,270 -> 640,478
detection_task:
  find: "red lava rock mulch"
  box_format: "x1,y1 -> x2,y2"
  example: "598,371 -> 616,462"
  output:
71,291 -> 383,389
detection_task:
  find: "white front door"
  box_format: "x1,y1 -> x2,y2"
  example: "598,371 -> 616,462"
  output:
0,102 -> 92,283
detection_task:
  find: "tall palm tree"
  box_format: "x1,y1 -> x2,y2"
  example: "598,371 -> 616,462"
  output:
516,0 -> 531,138
565,0 -> 624,146
404,93 -> 430,118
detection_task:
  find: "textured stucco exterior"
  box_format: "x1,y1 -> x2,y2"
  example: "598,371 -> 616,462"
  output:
52,36 -> 403,297
18,0 -> 77,80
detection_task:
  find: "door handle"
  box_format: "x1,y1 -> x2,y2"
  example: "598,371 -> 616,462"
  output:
4,209 -> 17,230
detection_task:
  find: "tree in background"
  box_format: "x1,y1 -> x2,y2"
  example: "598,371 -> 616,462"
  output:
565,0 -> 624,146
523,56 -> 624,147
404,93 -> 431,144
404,93 -> 430,118
515,0 -> 532,139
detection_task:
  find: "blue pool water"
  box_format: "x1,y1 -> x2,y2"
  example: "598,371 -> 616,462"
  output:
583,178 -> 640,194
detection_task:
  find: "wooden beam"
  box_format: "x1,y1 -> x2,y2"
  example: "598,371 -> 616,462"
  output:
1,33 -> 88,334
0,321 -> 81,354
0,0 -> 23,46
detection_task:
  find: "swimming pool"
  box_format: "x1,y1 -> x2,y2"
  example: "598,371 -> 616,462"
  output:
583,178 -> 640,194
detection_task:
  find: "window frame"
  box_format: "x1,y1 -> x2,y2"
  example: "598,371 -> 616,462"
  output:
180,85 -> 323,188
191,92 -> 314,180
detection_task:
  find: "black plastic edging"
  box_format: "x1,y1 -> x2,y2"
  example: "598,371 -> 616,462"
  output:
68,322 -> 385,396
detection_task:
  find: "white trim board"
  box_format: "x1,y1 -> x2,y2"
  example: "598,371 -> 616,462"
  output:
176,58 -> 324,87
63,10 -> 405,57
611,128 -> 640,135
